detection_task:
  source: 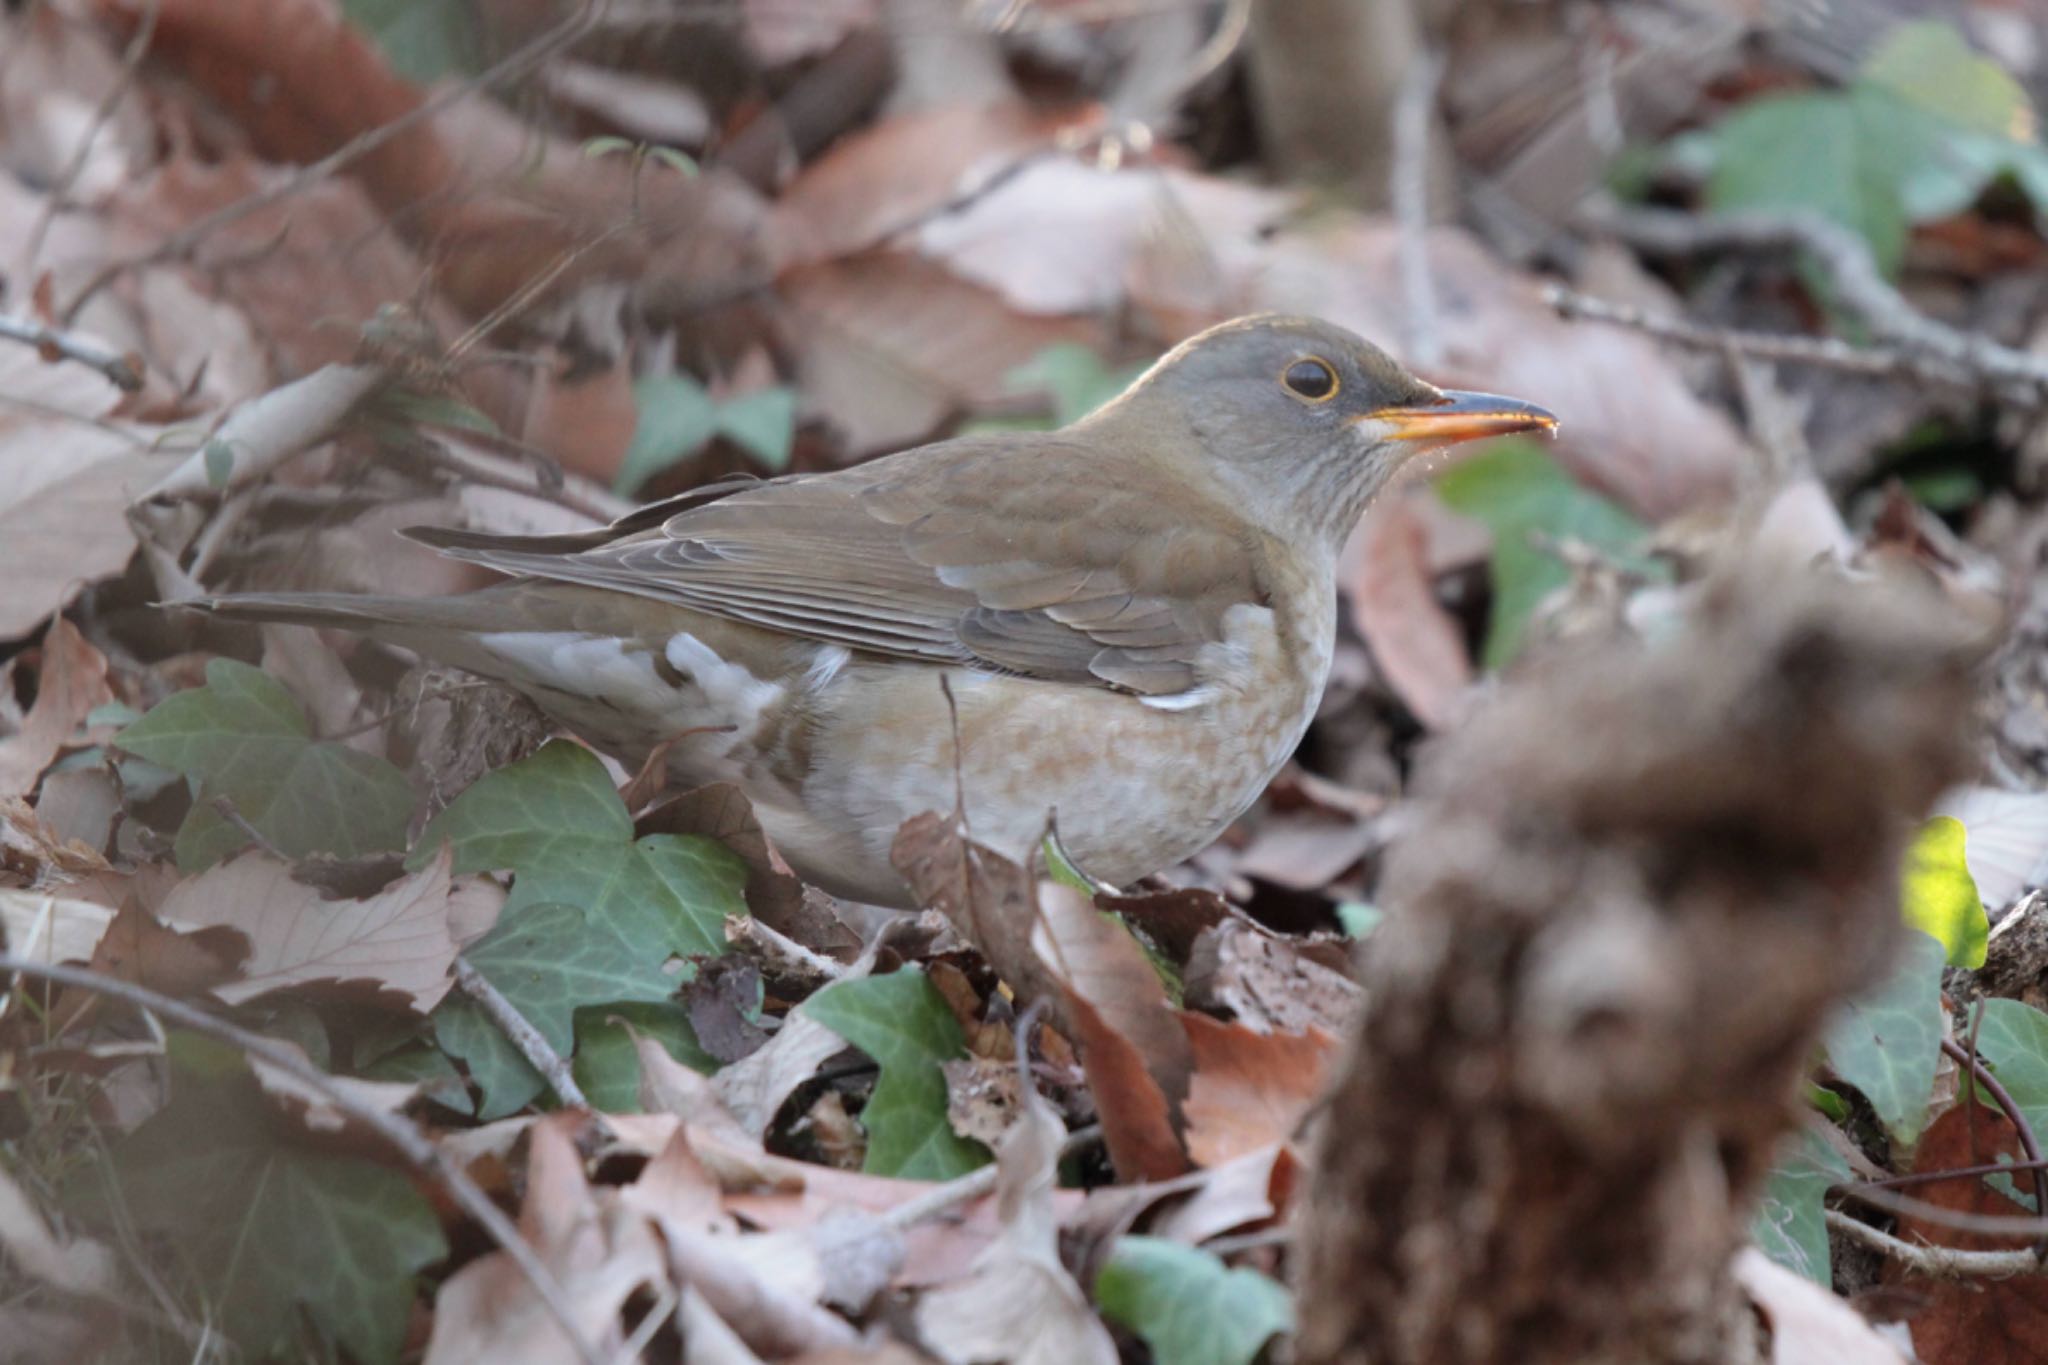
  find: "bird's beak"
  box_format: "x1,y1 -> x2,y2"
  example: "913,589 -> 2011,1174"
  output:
1368,390 -> 1559,444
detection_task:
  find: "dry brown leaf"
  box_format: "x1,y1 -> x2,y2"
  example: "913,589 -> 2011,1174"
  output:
80,899 -> 245,1002
942,1055 -> 1023,1147
154,846 -> 478,1011
0,618 -> 115,798
895,818 -> 1192,1178
1184,917 -> 1361,1038
769,103 -> 1073,269
249,1038 -> 421,1135
1033,882 -> 1192,1182
424,1113 -> 665,1365
1736,1248 -> 1908,1365
1178,1012 -> 1336,1168
1345,493 -> 1472,731
913,1057 -> 1118,1365
0,422 -> 162,640
781,252 -> 1107,453
1885,1104 -> 2048,1365
1148,1143 -> 1297,1247
917,158 -> 1289,318
1230,812 -> 1378,892
0,891 -> 114,968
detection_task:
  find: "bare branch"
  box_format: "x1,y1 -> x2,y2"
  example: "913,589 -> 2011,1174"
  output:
454,957 -> 591,1109
0,314 -> 143,391
0,955 -> 606,1365
1541,284 -> 1995,394
1825,1210 -> 2044,1281
1580,199 -> 2048,407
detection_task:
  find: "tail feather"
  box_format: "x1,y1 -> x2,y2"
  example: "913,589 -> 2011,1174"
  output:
184,591 -> 496,634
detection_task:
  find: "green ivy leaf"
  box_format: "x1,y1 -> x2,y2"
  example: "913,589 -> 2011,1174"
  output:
1974,998 -> 2048,1137
412,740 -> 746,961
431,994 -> 544,1120
77,1037 -> 445,1365
1751,1126 -> 1853,1285
1823,929 -> 1946,1144
1432,441 -> 1659,668
1707,89 -> 1916,275
339,0 -> 479,83
432,900 -> 682,1117
1336,902 -> 1382,939
1095,1237 -> 1293,1365
617,373 -> 721,494
802,968 -> 990,1180
717,388 -> 798,471
1863,21 -> 2032,138
1693,21 -> 2048,274
357,1043 -> 474,1116
1901,816 -> 1987,968
573,1001 -> 717,1112
1003,344 -> 1151,426
118,659 -> 414,870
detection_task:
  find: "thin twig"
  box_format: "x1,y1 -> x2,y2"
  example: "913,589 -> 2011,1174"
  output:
1580,199 -> 2048,408
0,315 -> 143,391
1860,1155 -> 2048,1192
20,0 -> 160,279
0,955 -> 607,1365
1543,284 -> 1986,393
61,0 -> 606,324
454,958 -> 591,1109
1825,1209 -> 2043,1280
1946,1031 -> 2048,1258
209,797 -> 286,861
1392,50 -> 1445,369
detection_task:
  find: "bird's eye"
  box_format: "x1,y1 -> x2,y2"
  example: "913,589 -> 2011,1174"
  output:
1282,357 -> 1338,402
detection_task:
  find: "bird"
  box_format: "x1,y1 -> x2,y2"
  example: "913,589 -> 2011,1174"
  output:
193,315 -> 1556,907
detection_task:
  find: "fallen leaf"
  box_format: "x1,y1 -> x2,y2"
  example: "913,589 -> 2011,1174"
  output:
1737,1248 -> 1909,1364
917,159 -> 1288,318
1035,881 -> 1192,1181
1148,1144 -> 1296,1247
1184,918 -> 1361,1038
0,618 -> 114,797
155,846 -> 471,1011
0,890 -> 114,968
1178,1013 -> 1336,1167
424,1113 -> 665,1365
1345,493 -> 1472,730
914,1050 -> 1118,1365
1885,1103 -> 2048,1364
781,252 -> 1107,453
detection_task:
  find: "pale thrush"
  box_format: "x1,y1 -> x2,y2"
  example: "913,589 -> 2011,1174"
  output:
197,315 -> 1556,906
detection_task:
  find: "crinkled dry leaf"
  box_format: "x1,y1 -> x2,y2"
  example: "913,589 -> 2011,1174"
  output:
0,618 -> 114,797
155,845 -> 476,1011
1737,1248 -> 1908,1365
914,1062 -> 1117,1365
1184,917 -> 1361,1038
1346,494 -> 1472,731
1178,1013 -> 1335,1168
424,1114 -> 664,1365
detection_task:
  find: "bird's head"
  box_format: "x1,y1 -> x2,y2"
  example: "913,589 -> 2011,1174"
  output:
1088,314 -> 1557,550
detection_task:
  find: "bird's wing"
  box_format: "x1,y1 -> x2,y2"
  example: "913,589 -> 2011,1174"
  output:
410,439 -> 1261,695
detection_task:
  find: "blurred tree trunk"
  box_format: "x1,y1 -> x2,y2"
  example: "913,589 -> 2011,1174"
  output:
1294,571 -> 1978,1364
1244,0 -> 1452,213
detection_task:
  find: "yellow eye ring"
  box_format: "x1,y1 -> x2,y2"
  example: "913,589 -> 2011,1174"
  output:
1281,357 -> 1339,403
